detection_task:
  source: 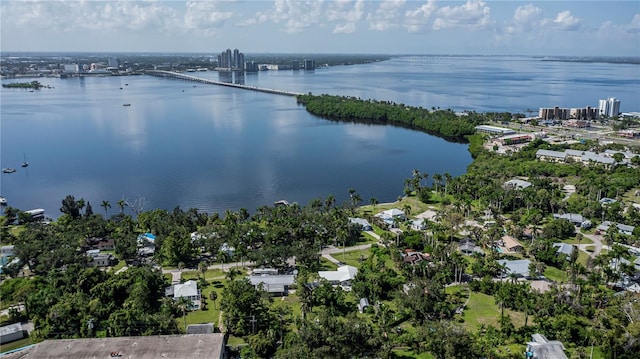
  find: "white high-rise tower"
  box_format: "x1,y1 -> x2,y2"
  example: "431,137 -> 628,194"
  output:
598,97 -> 620,118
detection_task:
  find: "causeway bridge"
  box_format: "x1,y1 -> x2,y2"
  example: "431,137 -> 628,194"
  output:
144,70 -> 303,97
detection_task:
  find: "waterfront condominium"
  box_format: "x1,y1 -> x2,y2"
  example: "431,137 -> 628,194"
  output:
598,97 -> 620,118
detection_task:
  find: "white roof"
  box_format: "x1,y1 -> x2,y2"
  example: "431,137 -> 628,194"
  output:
0,322 -> 22,336
318,265 -> 358,282
504,179 -> 532,189
173,280 -> 199,298
536,149 -> 566,158
376,208 -> 405,219
497,259 -> 531,277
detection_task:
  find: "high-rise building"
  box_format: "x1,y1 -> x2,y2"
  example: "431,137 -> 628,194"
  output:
598,97 -> 620,118
218,48 -> 245,70
303,59 -> 315,70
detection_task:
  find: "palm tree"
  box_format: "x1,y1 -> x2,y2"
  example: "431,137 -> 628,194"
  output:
444,172 -> 452,196
433,173 -> 443,195
100,200 -> 111,219
77,198 -> 86,216
369,197 -> 379,212
117,199 -> 126,214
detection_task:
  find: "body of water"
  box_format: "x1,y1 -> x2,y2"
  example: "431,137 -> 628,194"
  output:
1,56 -> 638,218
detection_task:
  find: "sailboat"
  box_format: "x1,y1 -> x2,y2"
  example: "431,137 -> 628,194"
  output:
21,153 -> 29,168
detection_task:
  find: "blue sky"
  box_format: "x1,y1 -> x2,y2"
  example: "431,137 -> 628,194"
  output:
1,1 -> 639,55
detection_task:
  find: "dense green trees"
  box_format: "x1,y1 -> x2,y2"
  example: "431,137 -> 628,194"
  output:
297,94 -> 489,141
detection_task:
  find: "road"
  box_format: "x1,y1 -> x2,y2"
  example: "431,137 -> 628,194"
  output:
577,233 -> 605,258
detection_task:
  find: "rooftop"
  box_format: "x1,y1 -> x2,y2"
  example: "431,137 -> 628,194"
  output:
0,334 -> 225,359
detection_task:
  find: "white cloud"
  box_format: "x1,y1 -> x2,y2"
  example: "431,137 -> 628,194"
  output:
183,1 -> 234,36
553,10 -> 581,31
432,0 -> 493,31
1,0 -> 205,34
627,13 -> 640,33
239,0 -> 324,34
404,0 -> 437,33
505,4 -> 543,33
327,0 -> 364,34
367,0 -> 405,31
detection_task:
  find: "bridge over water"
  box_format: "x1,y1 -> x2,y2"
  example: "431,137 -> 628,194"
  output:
144,70 -> 304,97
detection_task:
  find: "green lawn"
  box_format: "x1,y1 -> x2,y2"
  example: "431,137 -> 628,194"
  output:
392,349 -> 434,359
177,279 -> 226,331
319,257 -> 338,270
563,237 -> 593,245
335,248 -> 370,268
182,268 -> 225,281
462,292 -> 527,331
544,266 -> 566,283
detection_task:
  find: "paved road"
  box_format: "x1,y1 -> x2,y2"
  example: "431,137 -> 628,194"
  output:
577,233 -> 605,258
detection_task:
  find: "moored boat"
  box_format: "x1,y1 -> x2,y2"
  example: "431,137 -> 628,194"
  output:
2,168 -> 16,173
0,196 -> 7,205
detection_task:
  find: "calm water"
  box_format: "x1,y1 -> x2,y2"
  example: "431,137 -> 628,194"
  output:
1,56 -> 638,217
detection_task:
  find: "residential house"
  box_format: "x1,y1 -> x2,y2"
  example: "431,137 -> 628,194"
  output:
375,208 -> 406,226
1,245 -> 15,257
248,274 -> 296,296
86,250 -> 117,267
166,280 -> 201,310
85,237 -> 115,251
553,213 -> 592,229
410,218 -> 427,231
525,333 -> 568,359
458,240 -> 485,256
504,179 -> 532,190
349,217 -> 373,231
0,322 -> 26,345
402,250 -> 431,265
497,259 -> 532,278
597,221 -> 635,235
553,243 -> 575,258
318,265 -> 358,288
501,235 -> 524,253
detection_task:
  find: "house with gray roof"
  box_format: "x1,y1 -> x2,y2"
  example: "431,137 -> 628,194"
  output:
504,179 -> 532,190
318,265 -> 358,288
553,213 -> 592,228
525,333 -> 568,359
248,274 -> 296,296
597,221 -> 635,235
536,149 -> 567,162
497,259 -> 531,278
0,322 -> 25,345
349,217 -> 373,231
553,243 -> 575,258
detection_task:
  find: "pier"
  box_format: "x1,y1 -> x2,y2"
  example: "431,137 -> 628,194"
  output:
144,70 -> 304,97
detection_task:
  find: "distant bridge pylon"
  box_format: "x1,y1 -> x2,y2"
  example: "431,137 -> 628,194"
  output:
144,70 -> 304,97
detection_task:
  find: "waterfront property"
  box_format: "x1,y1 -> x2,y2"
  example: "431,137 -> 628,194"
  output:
474,125 -> 516,136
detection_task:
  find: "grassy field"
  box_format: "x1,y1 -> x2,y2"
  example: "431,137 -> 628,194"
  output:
177,278 -> 226,331
462,292 -> 527,331
544,266 -> 567,283
563,237 -> 593,245
319,257 -> 338,270
334,248 -> 370,268
182,268 -> 225,281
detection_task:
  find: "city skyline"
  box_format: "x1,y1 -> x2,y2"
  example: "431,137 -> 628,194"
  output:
1,1 -> 639,56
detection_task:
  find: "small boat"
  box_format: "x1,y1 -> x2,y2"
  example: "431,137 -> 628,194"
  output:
2,168 -> 16,174
0,196 -> 7,205
123,103 -> 131,107
21,153 -> 29,168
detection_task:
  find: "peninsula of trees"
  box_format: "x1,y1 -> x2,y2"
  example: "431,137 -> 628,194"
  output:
296,94 -> 513,141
